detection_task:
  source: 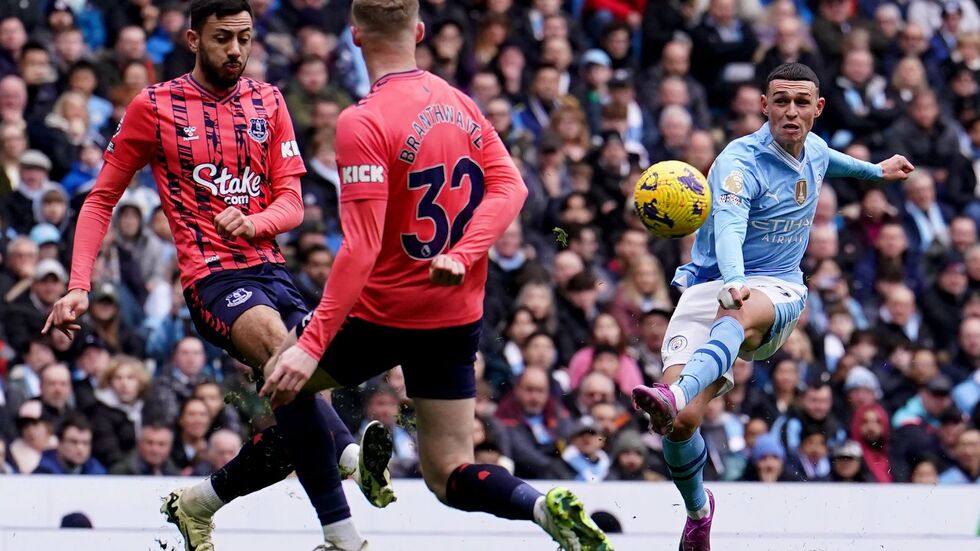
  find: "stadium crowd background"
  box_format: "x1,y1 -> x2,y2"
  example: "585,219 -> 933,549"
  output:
0,0 -> 977,490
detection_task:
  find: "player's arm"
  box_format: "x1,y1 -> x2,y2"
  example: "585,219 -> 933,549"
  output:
710,157 -> 760,309
215,88 -> 307,240
435,117 -> 528,284
43,93 -> 155,337
826,149 -> 914,181
260,111 -> 388,399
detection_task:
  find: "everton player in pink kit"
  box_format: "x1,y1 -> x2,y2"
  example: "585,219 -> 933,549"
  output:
257,0 -> 612,549
42,2 -> 393,550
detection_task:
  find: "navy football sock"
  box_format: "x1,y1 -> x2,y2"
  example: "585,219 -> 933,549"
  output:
446,463 -> 541,521
274,394 -> 351,525
315,394 -> 357,462
210,424 -> 294,503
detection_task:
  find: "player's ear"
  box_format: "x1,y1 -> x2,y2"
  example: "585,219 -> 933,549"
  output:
815,96 -> 826,118
760,94 -> 769,118
416,21 -> 425,44
351,25 -> 362,47
186,28 -> 199,54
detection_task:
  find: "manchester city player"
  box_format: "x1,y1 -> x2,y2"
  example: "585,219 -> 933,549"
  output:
632,63 -> 914,550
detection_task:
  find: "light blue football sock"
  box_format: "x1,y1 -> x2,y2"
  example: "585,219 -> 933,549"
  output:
674,316 -> 745,405
663,431 -> 708,515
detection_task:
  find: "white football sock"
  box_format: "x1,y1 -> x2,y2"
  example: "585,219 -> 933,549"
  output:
182,479 -> 225,517
531,496 -> 547,527
688,497 -> 711,520
669,384 -> 688,411
323,517 -> 366,550
340,443 -> 359,478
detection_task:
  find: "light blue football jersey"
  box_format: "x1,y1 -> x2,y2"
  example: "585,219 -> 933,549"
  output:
673,123 -> 881,289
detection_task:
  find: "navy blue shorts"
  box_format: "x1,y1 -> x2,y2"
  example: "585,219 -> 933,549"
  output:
297,316 -> 481,400
185,263 -> 308,363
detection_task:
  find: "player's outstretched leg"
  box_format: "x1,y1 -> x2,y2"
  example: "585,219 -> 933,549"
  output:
633,316 -> 744,435
274,394 -> 365,550
641,373 -> 727,551
417,398 -> 613,550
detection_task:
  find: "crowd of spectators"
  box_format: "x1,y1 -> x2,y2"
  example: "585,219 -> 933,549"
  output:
0,0 -> 978,487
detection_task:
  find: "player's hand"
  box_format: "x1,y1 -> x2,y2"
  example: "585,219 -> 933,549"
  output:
429,254 -> 465,286
260,345 -> 318,403
878,155 -> 914,182
718,281 -> 750,310
42,289 -> 88,339
214,206 -> 256,240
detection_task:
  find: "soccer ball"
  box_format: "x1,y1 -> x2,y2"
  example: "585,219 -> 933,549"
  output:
633,160 -> 711,239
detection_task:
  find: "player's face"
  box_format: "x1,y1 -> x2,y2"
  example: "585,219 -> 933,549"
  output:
188,12 -> 253,90
763,79 -> 824,151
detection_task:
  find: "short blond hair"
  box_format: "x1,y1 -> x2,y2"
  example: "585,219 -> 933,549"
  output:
100,355 -> 151,396
351,0 -> 419,36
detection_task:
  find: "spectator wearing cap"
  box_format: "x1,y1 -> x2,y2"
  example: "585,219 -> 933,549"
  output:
843,366 -> 882,419
30,223 -> 62,262
7,400 -> 54,473
33,413 -> 106,475
71,333 -> 110,413
893,374 -> 956,429
87,355 -> 148,467
1,258 -> 67,354
571,48 -> 613,129
86,281 -> 145,357
559,416 -> 609,482
4,149 -> 53,235
921,254 -> 969,350
828,439 -> 874,482
937,428 -> 980,483
823,49 -> 899,152
689,0 -> 759,107
496,366 -> 573,479
0,236 -> 38,301
850,402 -> 893,482
741,433 -> 798,482
605,429 -> 660,481
109,421 -> 179,476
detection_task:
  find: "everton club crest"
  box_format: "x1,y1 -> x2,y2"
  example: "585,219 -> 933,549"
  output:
247,117 -> 268,143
